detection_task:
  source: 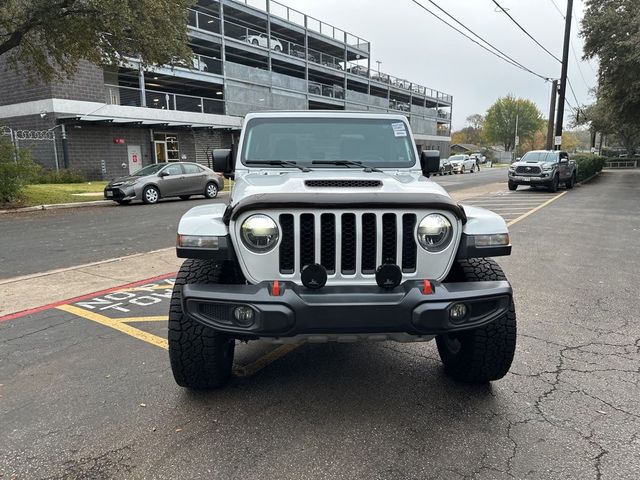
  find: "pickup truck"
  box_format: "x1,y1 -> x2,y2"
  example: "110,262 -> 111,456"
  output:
508,150 -> 577,192
169,111 -> 516,389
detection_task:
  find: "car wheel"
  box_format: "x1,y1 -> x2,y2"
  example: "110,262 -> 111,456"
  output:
548,174 -> 559,193
461,166 -> 465,174
116,200 -> 131,205
565,173 -> 576,189
180,195 -> 191,201
274,44 -> 282,52
142,186 -> 160,204
169,259 -> 245,390
508,182 -> 517,191
437,259 -> 517,383
205,182 -> 218,199
252,39 -> 259,46
449,171 -> 453,175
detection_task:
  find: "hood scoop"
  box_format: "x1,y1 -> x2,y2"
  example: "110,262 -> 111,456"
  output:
305,179 -> 383,188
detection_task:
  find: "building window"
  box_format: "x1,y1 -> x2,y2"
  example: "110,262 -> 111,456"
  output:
154,133 -> 180,162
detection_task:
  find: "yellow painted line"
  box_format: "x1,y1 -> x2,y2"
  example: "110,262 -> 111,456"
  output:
57,304 -> 168,350
234,342 -> 304,377
118,316 -> 168,323
507,191 -> 567,227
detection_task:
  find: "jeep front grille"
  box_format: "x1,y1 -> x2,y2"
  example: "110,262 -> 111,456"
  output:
515,166 -> 541,174
278,212 -> 418,276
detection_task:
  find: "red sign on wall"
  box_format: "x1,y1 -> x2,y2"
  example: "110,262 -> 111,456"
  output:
113,138 -> 125,144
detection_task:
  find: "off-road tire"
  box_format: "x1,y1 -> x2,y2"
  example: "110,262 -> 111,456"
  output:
565,172 -> 576,189
437,258 -> 517,383
548,174 -> 559,193
168,259 -> 245,390
508,182 -> 517,191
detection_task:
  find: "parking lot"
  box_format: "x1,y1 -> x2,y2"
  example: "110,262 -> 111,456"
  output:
2,170 -> 639,479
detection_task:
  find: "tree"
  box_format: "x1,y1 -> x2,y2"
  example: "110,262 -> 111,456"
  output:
0,139 -> 39,204
0,0 -> 195,82
483,95 -> 545,153
451,114 -> 485,146
578,96 -> 640,154
582,0 -> 640,125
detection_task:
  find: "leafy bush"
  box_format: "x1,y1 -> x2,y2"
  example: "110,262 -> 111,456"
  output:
32,168 -> 86,184
0,139 -> 40,204
571,154 -> 607,183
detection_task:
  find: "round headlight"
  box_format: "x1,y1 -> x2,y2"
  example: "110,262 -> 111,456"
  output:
417,214 -> 453,252
241,214 -> 279,253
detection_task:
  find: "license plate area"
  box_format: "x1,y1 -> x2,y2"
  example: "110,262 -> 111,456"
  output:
106,191 -> 114,197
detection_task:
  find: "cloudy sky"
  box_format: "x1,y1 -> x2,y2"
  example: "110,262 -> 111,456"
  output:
279,0 -> 597,130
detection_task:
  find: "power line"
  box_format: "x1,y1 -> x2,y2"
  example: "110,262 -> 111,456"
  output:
409,0 -> 553,81
570,40 -> 591,90
492,0 -> 562,63
567,77 -> 581,107
548,0 -> 565,19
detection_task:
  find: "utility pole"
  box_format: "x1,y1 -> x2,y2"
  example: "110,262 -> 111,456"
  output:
546,80 -> 558,150
554,0 -> 573,150
513,113 -> 519,161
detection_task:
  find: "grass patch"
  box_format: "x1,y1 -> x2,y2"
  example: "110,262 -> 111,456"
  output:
19,182 -> 108,207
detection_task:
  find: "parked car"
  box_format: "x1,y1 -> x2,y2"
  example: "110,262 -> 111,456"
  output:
437,158 -> 453,175
448,154 -> 477,173
241,33 -> 283,52
508,150 -> 577,192
104,162 -> 223,205
347,65 -> 369,77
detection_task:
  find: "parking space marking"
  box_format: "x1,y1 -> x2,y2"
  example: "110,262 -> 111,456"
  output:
507,191 -> 567,226
56,304 -> 169,350
234,342 -> 304,377
118,316 -> 168,323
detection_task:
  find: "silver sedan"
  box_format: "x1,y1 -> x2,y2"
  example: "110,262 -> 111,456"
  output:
104,162 -> 224,205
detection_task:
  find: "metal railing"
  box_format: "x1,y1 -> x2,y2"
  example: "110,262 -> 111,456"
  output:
308,81 -> 344,99
105,84 -> 225,115
605,159 -> 638,168
186,9 -> 451,104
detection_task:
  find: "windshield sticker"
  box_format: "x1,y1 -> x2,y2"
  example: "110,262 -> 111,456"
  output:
392,122 -> 407,137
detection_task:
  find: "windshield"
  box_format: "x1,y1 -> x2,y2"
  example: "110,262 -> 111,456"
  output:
521,151 -> 559,163
448,155 -> 465,161
241,118 -> 416,169
132,164 -> 165,176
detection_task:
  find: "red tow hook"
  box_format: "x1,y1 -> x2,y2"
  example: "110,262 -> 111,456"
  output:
422,280 -> 434,295
270,280 -> 283,296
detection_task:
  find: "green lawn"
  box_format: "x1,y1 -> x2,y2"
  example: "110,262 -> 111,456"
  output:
20,182 -> 108,207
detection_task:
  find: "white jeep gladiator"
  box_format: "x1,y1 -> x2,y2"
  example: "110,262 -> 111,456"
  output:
169,111 -> 516,389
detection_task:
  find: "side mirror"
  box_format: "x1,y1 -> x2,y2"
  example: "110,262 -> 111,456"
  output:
158,170 -> 169,177
213,148 -> 232,174
420,150 -> 440,177
516,157 -> 521,161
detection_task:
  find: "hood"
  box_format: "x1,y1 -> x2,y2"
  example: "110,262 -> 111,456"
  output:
230,169 -> 450,204
108,175 -> 142,187
511,161 -> 550,168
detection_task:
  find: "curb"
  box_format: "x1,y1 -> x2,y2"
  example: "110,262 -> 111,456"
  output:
0,191 -> 229,214
576,171 -> 600,186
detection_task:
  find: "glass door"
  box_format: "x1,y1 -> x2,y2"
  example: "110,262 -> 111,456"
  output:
155,141 -> 167,163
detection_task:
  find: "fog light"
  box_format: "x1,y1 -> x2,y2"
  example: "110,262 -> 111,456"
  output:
233,306 -> 255,327
450,303 -> 468,321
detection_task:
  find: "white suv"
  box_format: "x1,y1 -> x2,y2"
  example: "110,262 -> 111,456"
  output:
169,112 -> 516,390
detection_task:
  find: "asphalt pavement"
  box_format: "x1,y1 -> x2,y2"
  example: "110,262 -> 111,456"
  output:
1,170 -> 638,479
0,168 -> 506,280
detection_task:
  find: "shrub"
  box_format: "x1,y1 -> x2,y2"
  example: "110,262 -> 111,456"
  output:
33,168 -> 86,184
571,154 -> 607,182
0,139 -> 40,204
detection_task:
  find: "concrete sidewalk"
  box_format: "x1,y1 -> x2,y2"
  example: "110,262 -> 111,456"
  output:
0,248 -> 181,317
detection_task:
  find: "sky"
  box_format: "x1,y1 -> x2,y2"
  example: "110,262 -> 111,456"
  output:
273,0 -> 597,131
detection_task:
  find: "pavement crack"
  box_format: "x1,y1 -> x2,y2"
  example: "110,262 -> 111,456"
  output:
1,320 -> 72,343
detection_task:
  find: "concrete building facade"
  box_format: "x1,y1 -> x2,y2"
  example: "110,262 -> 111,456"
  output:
0,0 -> 452,180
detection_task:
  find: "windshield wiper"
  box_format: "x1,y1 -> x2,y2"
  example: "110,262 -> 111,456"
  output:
311,160 -> 383,173
246,160 -> 312,172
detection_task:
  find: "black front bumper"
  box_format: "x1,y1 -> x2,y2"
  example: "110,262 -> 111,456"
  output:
182,280 -> 512,338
